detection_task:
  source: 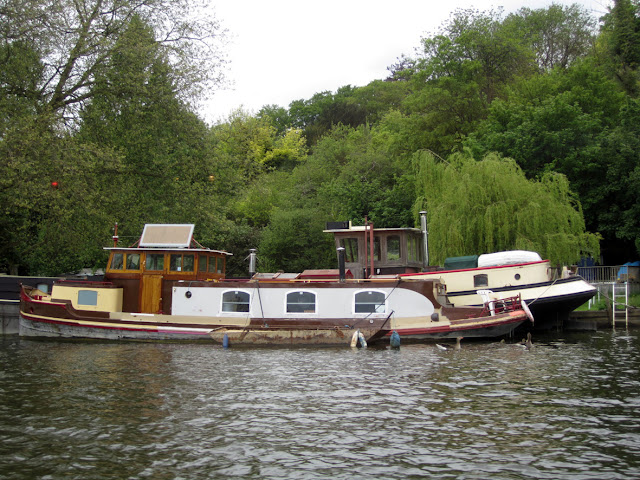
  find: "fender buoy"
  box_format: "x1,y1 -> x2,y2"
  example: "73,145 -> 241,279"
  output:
358,331 -> 367,348
522,302 -> 534,323
350,330 -> 359,348
390,331 -> 401,348
222,333 -> 230,349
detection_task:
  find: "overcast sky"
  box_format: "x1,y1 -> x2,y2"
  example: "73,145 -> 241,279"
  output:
204,0 -> 610,123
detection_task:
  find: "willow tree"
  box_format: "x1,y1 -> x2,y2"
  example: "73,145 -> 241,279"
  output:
413,151 -> 600,266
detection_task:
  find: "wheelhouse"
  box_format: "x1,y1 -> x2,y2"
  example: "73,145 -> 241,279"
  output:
103,224 -> 232,314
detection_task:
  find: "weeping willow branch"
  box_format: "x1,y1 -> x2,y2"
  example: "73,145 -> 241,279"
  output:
413,150 -> 601,266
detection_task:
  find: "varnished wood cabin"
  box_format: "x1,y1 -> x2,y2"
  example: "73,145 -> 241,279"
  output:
104,224 -> 231,314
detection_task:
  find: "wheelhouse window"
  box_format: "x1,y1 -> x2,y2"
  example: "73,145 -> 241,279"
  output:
367,236 -> 381,262
208,257 -> 219,274
387,236 -> 401,261
170,254 -> 195,272
340,238 -> 359,263
286,291 -> 316,313
408,235 -> 421,262
222,291 -> 250,313
110,253 -> 124,270
110,253 -> 141,271
126,253 -> 140,270
474,274 -> 489,288
355,291 -> 386,313
198,255 -> 207,273
146,253 -> 164,272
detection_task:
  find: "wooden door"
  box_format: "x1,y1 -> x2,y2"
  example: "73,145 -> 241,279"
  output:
140,275 -> 163,313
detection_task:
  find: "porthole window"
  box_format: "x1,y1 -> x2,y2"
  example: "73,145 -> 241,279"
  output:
222,291 -> 250,313
515,274 -> 521,281
286,291 -> 316,313
355,291 -> 386,313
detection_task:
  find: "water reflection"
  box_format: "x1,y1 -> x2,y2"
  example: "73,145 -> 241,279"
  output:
1,331 -> 639,479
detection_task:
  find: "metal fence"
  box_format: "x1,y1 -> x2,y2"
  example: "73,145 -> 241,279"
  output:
577,265 -> 622,284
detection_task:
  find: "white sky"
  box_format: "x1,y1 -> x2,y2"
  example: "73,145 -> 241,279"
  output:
204,0 -> 610,124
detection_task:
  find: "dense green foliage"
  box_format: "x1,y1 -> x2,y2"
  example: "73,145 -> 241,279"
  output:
414,151 -> 601,266
1,1 -> 638,276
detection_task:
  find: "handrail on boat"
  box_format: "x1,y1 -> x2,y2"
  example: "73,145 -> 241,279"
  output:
54,279 -> 115,286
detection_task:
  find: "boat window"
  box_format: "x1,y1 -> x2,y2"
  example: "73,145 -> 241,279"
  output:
408,235 -> 421,262
208,257 -> 217,274
222,290 -> 250,313
198,256 -> 207,273
388,236 -> 401,261
340,238 -> 359,262
355,291 -> 386,313
78,290 -> 98,306
146,253 -> 164,271
217,257 -> 224,274
170,254 -> 182,271
110,253 -> 124,270
367,236 -> 381,262
408,236 -> 414,262
169,254 -> 194,272
286,291 -> 316,313
126,253 -> 140,270
474,274 -> 488,287
183,255 -> 194,272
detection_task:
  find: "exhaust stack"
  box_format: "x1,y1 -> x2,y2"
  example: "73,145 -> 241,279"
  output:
420,210 -> 429,268
248,248 -> 257,278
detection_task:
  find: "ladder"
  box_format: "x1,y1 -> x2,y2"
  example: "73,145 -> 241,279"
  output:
612,281 -> 629,328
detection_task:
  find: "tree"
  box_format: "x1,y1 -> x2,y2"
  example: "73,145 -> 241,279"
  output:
503,4 -> 597,71
0,0 -> 226,124
0,113 -> 123,274
393,8 -> 537,156
463,59 -> 633,261
413,151 -> 600,266
257,208 -> 336,273
601,0 -> 640,94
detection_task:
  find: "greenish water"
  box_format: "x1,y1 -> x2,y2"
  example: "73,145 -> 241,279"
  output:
1,331 -> 639,479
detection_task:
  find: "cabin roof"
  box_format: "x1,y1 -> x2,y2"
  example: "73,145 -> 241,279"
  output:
323,226 -> 421,233
103,247 -> 232,256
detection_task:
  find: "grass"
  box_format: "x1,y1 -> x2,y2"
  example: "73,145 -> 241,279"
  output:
575,292 -> 640,311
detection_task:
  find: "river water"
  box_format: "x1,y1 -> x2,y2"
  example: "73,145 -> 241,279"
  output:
1,330 -> 639,479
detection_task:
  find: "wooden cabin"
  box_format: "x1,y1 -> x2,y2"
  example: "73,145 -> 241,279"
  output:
324,222 -> 425,279
104,224 -> 231,314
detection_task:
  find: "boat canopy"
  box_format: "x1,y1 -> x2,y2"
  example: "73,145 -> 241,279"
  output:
443,255 -> 479,270
477,251 -> 542,268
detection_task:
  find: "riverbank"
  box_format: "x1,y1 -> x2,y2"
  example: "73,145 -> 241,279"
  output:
567,308 -> 640,330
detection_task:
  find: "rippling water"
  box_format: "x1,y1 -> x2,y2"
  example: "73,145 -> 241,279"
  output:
1,330 -> 639,479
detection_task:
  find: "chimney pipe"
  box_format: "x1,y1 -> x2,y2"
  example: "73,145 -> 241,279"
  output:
337,247 -> 346,282
248,248 -> 257,278
420,210 -> 429,268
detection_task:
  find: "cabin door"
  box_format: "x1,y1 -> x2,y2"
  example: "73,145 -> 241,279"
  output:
140,275 -> 163,313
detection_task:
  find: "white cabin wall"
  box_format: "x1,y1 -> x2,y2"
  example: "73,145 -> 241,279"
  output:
171,285 -> 434,319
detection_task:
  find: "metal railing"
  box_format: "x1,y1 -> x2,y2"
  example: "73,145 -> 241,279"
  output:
577,265 -> 622,284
